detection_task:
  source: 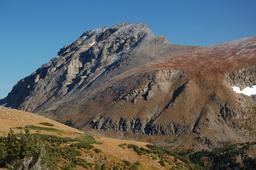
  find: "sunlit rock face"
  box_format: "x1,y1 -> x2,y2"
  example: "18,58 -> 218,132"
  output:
1,23 -> 256,151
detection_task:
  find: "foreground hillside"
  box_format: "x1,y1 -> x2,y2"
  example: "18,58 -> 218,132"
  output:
1,23 -> 256,151
0,106 -> 200,170
1,109 -> 256,170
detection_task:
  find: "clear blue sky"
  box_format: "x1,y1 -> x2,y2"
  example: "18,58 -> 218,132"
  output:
0,0 -> 256,98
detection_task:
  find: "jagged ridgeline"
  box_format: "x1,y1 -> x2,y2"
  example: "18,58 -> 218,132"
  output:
1,23 -> 256,150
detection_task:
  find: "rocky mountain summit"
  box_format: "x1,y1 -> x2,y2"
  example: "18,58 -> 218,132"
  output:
1,23 -> 256,151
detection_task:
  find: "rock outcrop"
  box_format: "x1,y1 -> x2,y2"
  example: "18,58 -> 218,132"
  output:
1,23 -> 256,150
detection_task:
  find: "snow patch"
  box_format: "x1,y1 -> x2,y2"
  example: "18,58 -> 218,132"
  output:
89,41 -> 95,47
232,85 -> 256,96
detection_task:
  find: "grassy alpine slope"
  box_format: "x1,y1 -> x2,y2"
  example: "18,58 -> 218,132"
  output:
0,106 -> 199,170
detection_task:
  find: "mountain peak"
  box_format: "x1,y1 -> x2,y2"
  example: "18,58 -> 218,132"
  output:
2,23 -> 162,110
1,23 -> 256,152
79,22 -> 152,38
57,23 -> 154,57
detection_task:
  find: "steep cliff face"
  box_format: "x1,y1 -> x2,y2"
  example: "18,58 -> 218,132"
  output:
1,23 -> 157,110
1,23 -> 256,150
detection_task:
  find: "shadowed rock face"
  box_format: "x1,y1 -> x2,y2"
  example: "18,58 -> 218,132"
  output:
1,23 -> 256,150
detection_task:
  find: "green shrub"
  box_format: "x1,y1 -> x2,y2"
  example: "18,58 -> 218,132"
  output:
63,164 -> 76,170
158,159 -> 165,166
0,129 -> 41,168
146,144 -> 167,154
76,134 -> 97,149
127,144 -> 148,155
25,125 -> 59,132
75,158 -> 93,168
118,143 -> 126,149
122,160 -> 131,166
39,122 -> 54,127
130,161 -> 141,170
5,129 -> 20,162
32,133 -> 74,143
0,140 -> 6,166
0,129 -> 98,169
94,148 -> 102,153
112,165 -> 122,170
40,145 -> 58,169
64,120 -> 76,128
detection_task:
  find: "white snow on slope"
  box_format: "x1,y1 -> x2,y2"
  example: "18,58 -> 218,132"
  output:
232,85 -> 256,96
89,42 -> 95,47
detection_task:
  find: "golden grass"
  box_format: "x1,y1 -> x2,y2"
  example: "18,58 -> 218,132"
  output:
0,106 -> 82,138
0,106 -> 189,169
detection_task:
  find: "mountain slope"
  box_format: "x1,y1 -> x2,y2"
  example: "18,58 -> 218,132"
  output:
0,106 -> 199,170
1,23 -> 256,150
